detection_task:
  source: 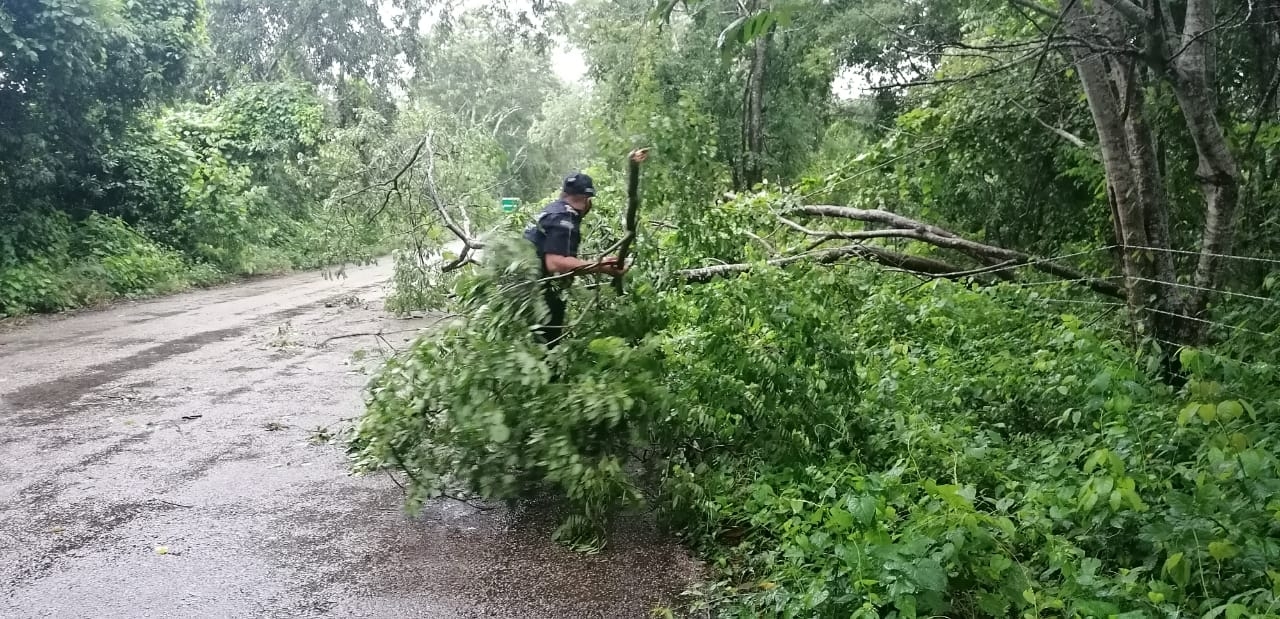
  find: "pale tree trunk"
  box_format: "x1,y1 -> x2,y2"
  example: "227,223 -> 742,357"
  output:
1053,0 -> 1243,347
1168,0 -> 1242,338
1061,0 -> 1159,337
740,1 -> 769,189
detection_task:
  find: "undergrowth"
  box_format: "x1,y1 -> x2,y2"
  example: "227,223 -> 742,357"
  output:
351,234 -> 1280,617
0,209 -> 354,317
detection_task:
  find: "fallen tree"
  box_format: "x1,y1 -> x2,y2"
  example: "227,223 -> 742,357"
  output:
677,203 -> 1124,299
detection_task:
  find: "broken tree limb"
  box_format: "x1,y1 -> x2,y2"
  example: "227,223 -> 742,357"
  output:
676,244 -> 968,283
329,138 -> 426,205
793,205 -> 963,238
421,132 -> 486,256
613,149 -> 645,293
789,205 -> 1123,297
779,216 -> 1020,281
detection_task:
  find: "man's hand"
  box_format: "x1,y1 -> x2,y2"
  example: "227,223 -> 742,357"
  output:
629,148 -> 649,164
595,256 -> 628,277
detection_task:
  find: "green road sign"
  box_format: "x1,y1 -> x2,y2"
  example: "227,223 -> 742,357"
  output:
500,197 -> 519,213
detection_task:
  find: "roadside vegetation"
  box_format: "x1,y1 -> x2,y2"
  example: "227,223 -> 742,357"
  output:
8,0 -> 1280,615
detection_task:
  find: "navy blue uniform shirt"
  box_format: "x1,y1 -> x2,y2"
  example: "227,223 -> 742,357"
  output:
523,200 -> 582,267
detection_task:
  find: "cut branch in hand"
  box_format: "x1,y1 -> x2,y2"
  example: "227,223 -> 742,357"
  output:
613,149 -> 645,293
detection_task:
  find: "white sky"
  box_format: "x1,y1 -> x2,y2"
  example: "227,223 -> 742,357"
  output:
376,0 -> 586,84
379,0 -> 862,98
551,43 -> 588,84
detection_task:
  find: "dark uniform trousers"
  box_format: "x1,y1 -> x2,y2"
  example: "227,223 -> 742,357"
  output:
539,283 -> 567,348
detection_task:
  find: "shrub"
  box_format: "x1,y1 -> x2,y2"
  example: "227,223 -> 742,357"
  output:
352,252 -> 1280,616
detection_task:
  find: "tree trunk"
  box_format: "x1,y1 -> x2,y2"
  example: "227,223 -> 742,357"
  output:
742,21 -> 769,188
1168,0 -> 1243,341
1116,64 -> 1179,305
1061,0 -> 1159,337
1054,0 -> 1244,347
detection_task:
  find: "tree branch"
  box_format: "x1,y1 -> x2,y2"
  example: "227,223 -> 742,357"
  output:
328,138 -> 426,212
613,151 -> 645,293
790,205 -> 1123,297
1006,0 -> 1056,19
779,217 -> 1019,281
420,133 -> 484,252
1245,68 -> 1280,151
676,244 -> 970,283
1009,99 -> 1099,157
869,48 -> 1049,90
1097,0 -> 1149,25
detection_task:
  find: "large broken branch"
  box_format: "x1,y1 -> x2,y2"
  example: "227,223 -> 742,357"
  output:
677,244 -> 968,283
416,133 -> 488,274
789,205 -> 1123,297
779,216 -> 1019,281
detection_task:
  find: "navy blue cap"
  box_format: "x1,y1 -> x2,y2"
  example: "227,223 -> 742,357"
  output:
562,172 -> 595,197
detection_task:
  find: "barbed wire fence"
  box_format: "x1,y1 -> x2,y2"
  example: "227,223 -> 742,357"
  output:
971,243 -> 1280,353
882,241 -> 1279,358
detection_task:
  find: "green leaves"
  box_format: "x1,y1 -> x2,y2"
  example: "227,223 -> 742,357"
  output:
717,11 -> 778,50
849,495 -> 877,526
1207,540 -> 1239,561
488,422 -> 511,444
353,236 -> 674,547
1216,400 -> 1245,421
1,0 -> 201,216
352,250 -> 1280,618
826,506 -> 854,531
1178,398 -> 1250,427
911,558 -> 947,592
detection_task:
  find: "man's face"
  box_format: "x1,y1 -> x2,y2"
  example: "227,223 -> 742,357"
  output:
567,193 -> 592,214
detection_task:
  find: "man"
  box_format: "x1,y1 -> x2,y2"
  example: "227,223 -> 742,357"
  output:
523,151 -> 646,346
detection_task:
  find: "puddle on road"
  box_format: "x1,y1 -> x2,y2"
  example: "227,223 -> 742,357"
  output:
262,483 -> 704,618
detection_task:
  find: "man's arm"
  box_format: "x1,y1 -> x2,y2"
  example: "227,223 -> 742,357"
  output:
544,253 -> 625,276
539,212 -> 626,276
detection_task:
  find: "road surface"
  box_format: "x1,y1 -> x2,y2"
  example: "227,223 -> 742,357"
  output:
0,261 -> 699,618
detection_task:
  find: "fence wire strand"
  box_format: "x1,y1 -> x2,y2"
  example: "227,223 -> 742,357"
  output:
1119,244 -> 1280,266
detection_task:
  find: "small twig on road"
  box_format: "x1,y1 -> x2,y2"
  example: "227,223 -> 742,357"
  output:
152,499 -> 193,508
317,314 -> 461,347
375,333 -> 400,354
441,492 -> 500,512
384,469 -> 407,495
317,328 -> 419,347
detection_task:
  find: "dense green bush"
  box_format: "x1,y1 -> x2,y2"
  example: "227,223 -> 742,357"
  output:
656,272 -> 1280,617
0,213 -> 191,315
352,240 -> 1280,616
0,78 -> 374,317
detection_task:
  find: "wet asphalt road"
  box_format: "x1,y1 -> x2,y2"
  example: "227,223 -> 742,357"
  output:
0,261 -> 699,618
